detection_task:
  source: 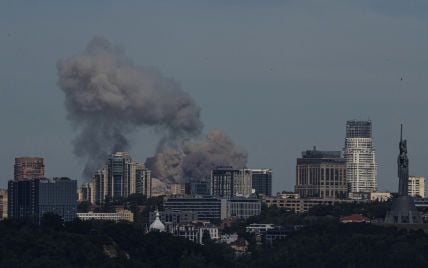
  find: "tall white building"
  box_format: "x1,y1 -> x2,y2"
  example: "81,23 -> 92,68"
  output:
343,120 -> 377,193
408,176 -> 425,198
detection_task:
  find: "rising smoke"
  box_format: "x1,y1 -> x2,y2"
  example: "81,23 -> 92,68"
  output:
57,36 -> 247,181
146,130 -> 248,183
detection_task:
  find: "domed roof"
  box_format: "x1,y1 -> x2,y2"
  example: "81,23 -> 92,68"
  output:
149,210 -> 165,232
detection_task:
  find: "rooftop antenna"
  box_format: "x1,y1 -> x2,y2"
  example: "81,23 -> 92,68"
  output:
400,124 -> 403,142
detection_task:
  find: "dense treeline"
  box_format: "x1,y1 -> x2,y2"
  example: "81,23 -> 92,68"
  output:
244,222 -> 428,268
0,216 -> 235,267
1,217 -> 428,267
2,201 -> 428,267
224,201 -> 392,235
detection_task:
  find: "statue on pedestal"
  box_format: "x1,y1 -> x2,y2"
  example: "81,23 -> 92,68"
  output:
384,125 -> 421,224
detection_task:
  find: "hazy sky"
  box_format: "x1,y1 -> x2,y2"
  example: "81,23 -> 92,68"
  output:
1,1 -> 428,193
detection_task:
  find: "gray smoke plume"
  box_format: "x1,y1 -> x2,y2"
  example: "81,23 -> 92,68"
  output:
146,130 -> 248,182
57,36 -> 203,178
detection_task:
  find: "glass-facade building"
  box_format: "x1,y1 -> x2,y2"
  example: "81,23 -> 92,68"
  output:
108,152 -> 132,198
8,178 -> 77,223
251,169 -> 272,196
164,196 -> 227,221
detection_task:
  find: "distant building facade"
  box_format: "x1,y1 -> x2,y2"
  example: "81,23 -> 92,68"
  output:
227,197 -> 261,219
171,223 -> 219,245
163,195 -> 260,221
251,169 -> 272,196
186,181 -> 210,195
408,176 -> 425,198
164,196 -> 227,221
0,189 -> 7,219
295,147 -> 347,199
8,178 -> 77,222
77,209 -> 134,222
14,157 -> 45,181
169,183 -> 185,195
369,192 -> 391,202
82,152 -> 152,204
149,210 -> 196,225
263,195 -> 364,214
343,120 -> 377,193
210,167 -> 252,199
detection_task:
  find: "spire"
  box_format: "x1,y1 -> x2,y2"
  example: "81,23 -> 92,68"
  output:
400,124 -> 403,142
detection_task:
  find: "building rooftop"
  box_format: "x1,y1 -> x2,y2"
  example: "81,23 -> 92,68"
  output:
301,146 -> 341,159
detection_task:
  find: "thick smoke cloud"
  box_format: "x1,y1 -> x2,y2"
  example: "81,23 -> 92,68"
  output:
57,36 -> 203,178
145,130 -> 248,183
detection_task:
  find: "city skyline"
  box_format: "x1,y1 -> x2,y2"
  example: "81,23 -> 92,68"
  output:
1,1 -> 428,193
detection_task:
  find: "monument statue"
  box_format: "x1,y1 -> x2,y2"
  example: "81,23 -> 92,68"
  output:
385,125 -> 422,224
397,125 -> 409,196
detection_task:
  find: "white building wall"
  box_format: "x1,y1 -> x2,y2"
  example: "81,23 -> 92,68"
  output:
344,138 -> 377,193
408,176 -> 425,198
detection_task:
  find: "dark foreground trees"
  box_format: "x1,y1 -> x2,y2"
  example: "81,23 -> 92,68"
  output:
0,217 -> 427,267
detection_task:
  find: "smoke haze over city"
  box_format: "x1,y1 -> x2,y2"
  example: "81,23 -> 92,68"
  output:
1,1 -> 428,192
56,36 -> 247,182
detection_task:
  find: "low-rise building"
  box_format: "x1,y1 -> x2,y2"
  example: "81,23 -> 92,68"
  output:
408,176 -> 425,198
340,214 -> 369,223
414,198 -> 428,209
164,196 -> 228,221
227,197 -> 261,219
149,210 -> 196,225
246,223 -> 275,233
263,195 -> 364,213
77,209 -> 134,222
219,233 -> 239,244
369,192 -> 392,202
172,223 -> 219,244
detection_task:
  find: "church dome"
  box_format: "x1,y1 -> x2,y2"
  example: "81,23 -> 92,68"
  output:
149,210 -> 165,232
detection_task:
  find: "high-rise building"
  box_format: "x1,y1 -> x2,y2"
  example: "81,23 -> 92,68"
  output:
408,176 -> 425,198
82,152 -> 152,204
108,152 -> 133,198
8,178 -> 77,223
92,168 -> 108,204
251,169 -> 272,196
135,163 -> 151,197
343,120 -> 377,193
14,157 -> 45,181
210,167 -> 252,199
295,147 -> 347,199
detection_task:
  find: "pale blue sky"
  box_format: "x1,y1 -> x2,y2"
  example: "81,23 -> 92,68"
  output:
1,1 -> 428,192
